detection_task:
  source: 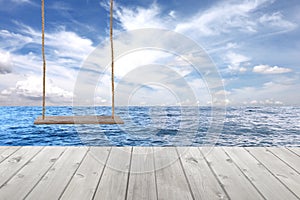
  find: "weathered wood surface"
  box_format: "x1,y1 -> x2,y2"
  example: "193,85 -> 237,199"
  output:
177,147 -> 229,200
126,147 -> 157,200
34,115 -> 124,124
93,147 -> 132,200
201,147 -> 264,200
0,147 -> 298,200
246,147 -> 300,198
154,147 -> 193,200
224,147 -> 298,200
60,147 -> 111,200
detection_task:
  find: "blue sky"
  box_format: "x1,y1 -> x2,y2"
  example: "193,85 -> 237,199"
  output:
0,0 -> 299,106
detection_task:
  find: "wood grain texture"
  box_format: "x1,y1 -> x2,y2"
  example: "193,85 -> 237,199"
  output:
200,147 -> 264,200
267,147 -> 300,174
154,147 -> 193,200
126,147 -> 157,200
0,147 -> 65,200
60,147 -> 111,200
287,147 -> 300,157
93,147 -> 132,200
246,147 -> 300,198
178,147 -> 228,200
0,147 -> 20,164
0,147 -> 299,200
0,146 -> 43,188
224,147 -> 298,200
25,147 -> 88,200
34,115 -> 124,124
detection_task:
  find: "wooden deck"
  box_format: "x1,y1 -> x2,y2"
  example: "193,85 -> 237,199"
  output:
0,147 -> 299,200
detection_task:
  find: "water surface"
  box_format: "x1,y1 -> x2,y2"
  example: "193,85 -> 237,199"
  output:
0,106 -> 299,146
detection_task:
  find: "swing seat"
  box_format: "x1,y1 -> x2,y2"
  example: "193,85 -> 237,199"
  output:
34,115 -> 124,125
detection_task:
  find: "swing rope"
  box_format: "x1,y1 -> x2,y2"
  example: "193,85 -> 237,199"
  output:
40,0 -> 116,119
41,0 -> 46,120
110,0 -> 115,118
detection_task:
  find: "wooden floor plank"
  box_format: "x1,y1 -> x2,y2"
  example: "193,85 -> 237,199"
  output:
0,147 -> 66,200
60,147 -> 111,200
177,147 -> 229,200
267,147 -> 300,173
154,147 -> 193,200
246,147 -> 300,198
0,146 -> 43,188
0,147 -> 20,164
200,147 -> 264,200
287,147 -> 300,157
0,147 -> 8,155
224,147 -> 298,200
126,147 -> 157,200
93,147 -> 132,200
25,147 -> 88,200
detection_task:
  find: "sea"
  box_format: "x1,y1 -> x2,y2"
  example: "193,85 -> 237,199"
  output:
0,106 -> 299,146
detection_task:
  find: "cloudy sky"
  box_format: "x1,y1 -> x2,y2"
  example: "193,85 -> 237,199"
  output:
0,0 -> 299,106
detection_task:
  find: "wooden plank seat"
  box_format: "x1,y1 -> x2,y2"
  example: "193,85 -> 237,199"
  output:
34,115 -> 124,125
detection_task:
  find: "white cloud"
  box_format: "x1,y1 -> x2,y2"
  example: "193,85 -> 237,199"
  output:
253,64 -> 292,74
175,0 -> 296,38
226,52 -> 250,64
1,75 -> 73,104
11,0 -> 31,3
0,51 -> 13,74
259,12 -> 297,30
3,22 -> 94,61
125,83 -> 180,106
226,42 -> 239,49
49,1 -> 72,11
0,23 -> 96,105
0,0 -> 32,4
211,97 -> 230,106
246,99 -> 283,105
274,100 -> 284,105
114,50 -> 170,78
47,30 -> 94,60
225,52 -> 251,73
169,10 -> 176,19
115,3 -> 169,30
175,0 -> 267,36
250,100 -> 258,104
244,99 -> 284,105
227,79 -> 300,106
206,42 -> 240,54
16,23 -> 94,60
0,0 -> 37,8
0,29 -> 33,51
215,90 -> 231,96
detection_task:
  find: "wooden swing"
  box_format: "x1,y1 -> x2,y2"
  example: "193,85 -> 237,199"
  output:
34,0 -> 123,124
